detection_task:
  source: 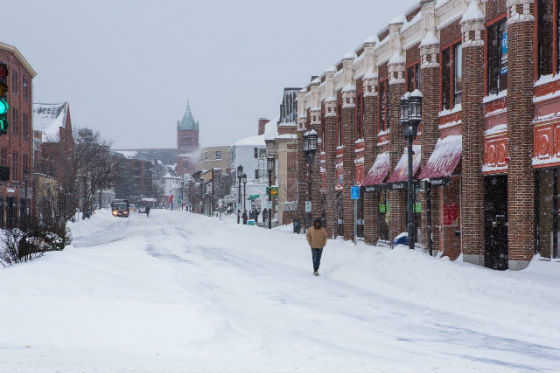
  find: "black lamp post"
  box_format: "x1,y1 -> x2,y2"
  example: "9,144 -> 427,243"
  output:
400,90 -> 423,251
303,129 -> 318,228
237,165 -> 243,209
241,172 -> 247,214
267,155 -> 274,229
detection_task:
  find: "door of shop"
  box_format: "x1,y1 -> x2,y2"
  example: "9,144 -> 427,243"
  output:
484,175 -> 508,270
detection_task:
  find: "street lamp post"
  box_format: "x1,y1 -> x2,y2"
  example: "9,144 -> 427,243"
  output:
267,155 -> 274,230
302,130 -> 318,228
400,90 -> 423,251
241,172 -> 247,214
237,165 -> 243,209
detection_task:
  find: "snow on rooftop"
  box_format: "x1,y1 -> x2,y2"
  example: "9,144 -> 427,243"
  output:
461,0 -> 484,23
389,15 -> 405,25
264,115 -> 280,142
114,150 -> 139,159
420,29 -> 440,47
32,103 -> 68,142
364,35 -> 378,44
233,134 -> 266,147
389,51 -> 406,65
343,51 -> 356,60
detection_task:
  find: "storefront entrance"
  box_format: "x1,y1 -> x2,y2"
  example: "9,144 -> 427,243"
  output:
484,175 -> 508,270
536,168 -> 560,259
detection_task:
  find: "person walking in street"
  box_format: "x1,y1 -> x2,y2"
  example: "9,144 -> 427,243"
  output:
237,210 -> 241,224
145,205 -> 150,218
306,218 -> 327,276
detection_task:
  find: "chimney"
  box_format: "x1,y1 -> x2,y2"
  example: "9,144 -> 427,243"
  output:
258,118 -> 270,136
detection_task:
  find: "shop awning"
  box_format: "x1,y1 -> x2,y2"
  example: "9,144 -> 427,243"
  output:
362,152 -> 390,187
387,145 -> 422,184
418,135 -> 462,180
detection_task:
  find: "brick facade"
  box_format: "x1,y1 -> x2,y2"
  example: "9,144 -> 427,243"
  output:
292,0 -> 554,270
0,43 -> 35,229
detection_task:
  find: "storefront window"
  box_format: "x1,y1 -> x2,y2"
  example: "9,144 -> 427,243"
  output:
407,62 -> 421,93
536,168 -> 560,259
538,0 -> 554,76
379,189 -> 389,242
488,20 -> 508,94
441,43 -> 462,110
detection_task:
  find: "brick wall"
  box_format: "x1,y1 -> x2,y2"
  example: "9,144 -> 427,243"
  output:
325,100 -> 337,238
343,90 -> 356,241
506,8 -> 535,269
388,80 -> 406,243
420,58 -> 441,252
461,20 -> 486,266
363,90 -> 379,244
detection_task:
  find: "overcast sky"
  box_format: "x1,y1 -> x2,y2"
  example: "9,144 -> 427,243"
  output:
6,0 -> 417,148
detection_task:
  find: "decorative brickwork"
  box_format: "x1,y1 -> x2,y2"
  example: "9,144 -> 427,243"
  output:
363,87 -> 379,245
506,0 -> 534,270
342,89 -> 356,241
325,98 -> 338,238
461,6 -> 486,266
388,79 -> 407,243
420,49 -> 441,253
310,107 -> 322,222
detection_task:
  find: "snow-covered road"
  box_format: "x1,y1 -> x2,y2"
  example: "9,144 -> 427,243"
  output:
1,210 -> 559,373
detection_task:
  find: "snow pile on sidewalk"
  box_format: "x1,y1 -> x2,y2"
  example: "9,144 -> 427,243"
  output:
0,209 -> 559,373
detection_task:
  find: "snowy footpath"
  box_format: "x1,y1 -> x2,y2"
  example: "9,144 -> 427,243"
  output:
1,210 -> 559,373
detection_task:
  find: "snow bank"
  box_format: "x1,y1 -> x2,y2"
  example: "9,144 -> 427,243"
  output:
0,210 -> 559,372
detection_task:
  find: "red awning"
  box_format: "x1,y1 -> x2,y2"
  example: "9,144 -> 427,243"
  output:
387,145 -> 422,184
418,135 -> 462,180
362,152 -> 390,187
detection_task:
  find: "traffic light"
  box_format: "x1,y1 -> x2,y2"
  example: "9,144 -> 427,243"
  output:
0,63 -> 8,135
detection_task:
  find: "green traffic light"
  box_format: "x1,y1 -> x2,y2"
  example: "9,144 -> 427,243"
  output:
0,119 -> 7,135
0,99 -> 8,115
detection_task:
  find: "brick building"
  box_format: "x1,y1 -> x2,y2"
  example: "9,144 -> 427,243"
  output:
264,88 -> 300,225
296,0 -> 555,270
0,42 -> 36,229
176,101 -> 200,177
113,152 -> 154,203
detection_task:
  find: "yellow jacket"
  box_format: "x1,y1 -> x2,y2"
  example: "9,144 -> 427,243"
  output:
306,227 -> 327,249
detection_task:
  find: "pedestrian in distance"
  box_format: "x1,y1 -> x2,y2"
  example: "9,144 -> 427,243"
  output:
242,211 -> 248,225
306,218 -> 327,276
237,210 -> 241,224
145,206 -> 150,218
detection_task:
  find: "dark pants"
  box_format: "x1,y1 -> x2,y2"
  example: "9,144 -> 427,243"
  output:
311,248 -> 323,271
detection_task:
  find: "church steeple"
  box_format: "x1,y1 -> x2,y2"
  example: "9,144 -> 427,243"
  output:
178,100 -> 199,130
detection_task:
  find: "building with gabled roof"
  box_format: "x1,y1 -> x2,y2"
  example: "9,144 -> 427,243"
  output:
32,102 -> 74,180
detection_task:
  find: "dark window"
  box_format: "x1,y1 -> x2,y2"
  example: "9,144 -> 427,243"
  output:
1,148 -> 6,166
488,20 -> 508,94
337,103 -> 342,146
254,169 -> 259,179
407,63 -> 421,92
416,63 -> 421,90
12,151 -> 19,182
254,147 -> 258,158
378,80 -> 390,132
539,0 -> 554,76
11,70 -> 18,96
355,93 -> 363,139
12,108 -> 18,135
441,43 -> 462,110
22,77 -> 29,102
454,44 -> 462,105
216,151 -> 222,160
23,113 -> 29,139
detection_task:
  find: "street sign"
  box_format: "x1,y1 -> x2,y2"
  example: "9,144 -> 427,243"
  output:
351,185 -> 360,200
305,201 -> 312,213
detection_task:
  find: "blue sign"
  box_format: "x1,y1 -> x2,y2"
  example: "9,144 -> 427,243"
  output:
351,185 -> 360,200
501,32 -> 508,55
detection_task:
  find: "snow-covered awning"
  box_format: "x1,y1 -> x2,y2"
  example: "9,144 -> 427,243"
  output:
362,152 -> 390,189
418,135 -> 462,181
387,145 -> 421,184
